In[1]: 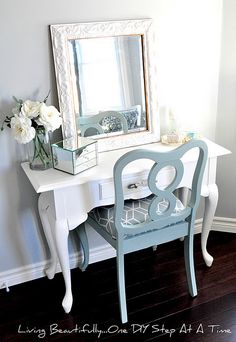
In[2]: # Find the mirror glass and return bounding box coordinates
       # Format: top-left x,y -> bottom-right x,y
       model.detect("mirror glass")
68,35 -> 147,138
51,19 -> 159,152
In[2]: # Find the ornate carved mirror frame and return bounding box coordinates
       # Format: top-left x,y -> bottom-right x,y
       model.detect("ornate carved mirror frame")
50,18 -> 160,151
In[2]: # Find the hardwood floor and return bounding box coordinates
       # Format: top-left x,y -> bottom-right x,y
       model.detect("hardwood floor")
1,231 -> 236,341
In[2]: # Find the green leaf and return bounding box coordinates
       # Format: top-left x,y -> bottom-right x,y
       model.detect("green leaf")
43,90 -> 51,103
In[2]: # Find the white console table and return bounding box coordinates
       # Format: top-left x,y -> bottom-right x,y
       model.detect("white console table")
21,138 -> 230,314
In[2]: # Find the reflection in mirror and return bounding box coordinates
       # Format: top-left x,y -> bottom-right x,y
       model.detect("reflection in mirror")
68,35 -> 147,138
50,19 -> 160,152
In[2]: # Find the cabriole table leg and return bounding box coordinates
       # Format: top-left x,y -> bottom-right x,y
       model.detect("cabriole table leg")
38,193 -> 58,279
201,184 -> 219,267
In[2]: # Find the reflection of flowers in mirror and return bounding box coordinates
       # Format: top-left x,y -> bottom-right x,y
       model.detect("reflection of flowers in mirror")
1,94 -> 62,144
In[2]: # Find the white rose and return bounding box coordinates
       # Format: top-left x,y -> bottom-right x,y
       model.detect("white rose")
10,115 -> 36,144
21,100 -> 41,118
38,103 -> 62,132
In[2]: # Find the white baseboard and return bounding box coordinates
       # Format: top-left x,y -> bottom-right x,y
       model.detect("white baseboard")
194,216 -> 236,234
194,218 -> 203,234
1,217 -> 235,291
212,216 -> 236,233
0,244 -> 115,291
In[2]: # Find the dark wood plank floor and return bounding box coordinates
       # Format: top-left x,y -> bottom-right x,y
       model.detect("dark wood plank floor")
1,231 -> 236,342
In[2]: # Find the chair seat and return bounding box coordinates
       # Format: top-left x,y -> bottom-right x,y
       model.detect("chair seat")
88,195 -> 185,239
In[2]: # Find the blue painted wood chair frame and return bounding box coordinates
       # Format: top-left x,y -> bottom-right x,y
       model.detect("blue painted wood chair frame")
87,139 -> 208,323
79,110 -> 129,136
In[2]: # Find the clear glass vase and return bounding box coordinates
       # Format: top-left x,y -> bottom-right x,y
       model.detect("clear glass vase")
29,127 -> 52,170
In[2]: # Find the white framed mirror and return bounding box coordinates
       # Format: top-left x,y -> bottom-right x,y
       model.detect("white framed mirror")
50,19 -> 160,151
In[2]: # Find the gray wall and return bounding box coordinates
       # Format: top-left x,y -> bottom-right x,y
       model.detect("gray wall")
0,0 -> 223,276
215,0 -> 236,218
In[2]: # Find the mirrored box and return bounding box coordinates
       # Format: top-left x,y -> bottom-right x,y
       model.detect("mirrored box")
51,136 -> 97,175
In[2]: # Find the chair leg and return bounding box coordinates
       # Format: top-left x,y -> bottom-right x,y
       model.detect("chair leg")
116,249 -> 128,323
75,223 -> 89,272
184,234 -> 197,297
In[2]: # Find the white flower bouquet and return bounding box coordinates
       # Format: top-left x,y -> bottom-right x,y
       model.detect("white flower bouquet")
1,93 -> 62,170
1,93 -> 62,144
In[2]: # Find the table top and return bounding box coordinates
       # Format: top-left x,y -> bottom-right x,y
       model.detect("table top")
21,138 -> 231,193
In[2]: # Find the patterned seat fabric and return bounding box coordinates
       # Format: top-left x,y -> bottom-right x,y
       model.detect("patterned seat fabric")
88,195 -> 185,239
99,108 -> 139,133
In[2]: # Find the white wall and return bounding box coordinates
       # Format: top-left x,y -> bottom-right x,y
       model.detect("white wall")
215,0 -> 236,218
0,0 -> 222,277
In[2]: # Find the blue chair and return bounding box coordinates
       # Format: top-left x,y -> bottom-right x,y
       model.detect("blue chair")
78,111 -> 129,137
87,140 -> 208,323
